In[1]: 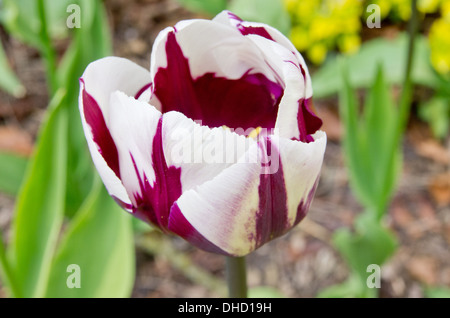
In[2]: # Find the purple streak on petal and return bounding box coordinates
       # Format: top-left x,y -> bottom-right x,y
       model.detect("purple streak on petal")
80,79 -> 121,179
281,61 -> 322,142
111,195 -> 133,212
130,118 -> 182,232
134,82 -> 152,99
293,177 -> 320,226
296,97 -> 323,143
284,59 -> 300,69
254,137 -> 289,247
168,203 -> 228,255
295,64 -> 322,142
227,11 -> 244,22
152,31 -> 283,133
226,11 -> 274,41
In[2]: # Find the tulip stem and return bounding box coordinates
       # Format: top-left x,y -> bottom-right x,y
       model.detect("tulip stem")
225,256 -> 248,298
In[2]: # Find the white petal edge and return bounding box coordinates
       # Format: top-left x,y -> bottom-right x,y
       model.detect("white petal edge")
149,20 -> 280,85
79,57 -> 152,207
276,130 -> 327,226
173,142 -> 263,256
108,91 -> 162,206
81,56 -> 152,119
245,34 -> 309,139
162,110 -> 257,193
213,10 -> 312,99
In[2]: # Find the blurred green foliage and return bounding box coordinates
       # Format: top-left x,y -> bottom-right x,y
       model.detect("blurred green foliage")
285,0 -> 450,74
0,0 -> 447,299
318,65 -> 402,297
312,33 -> 435,98
0,0 -> 134,298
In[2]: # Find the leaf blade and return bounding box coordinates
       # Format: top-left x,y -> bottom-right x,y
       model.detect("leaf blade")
8,89 -> 68,297
45,181 -> 135,298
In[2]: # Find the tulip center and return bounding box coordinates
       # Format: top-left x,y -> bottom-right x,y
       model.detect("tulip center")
151,32 -> 284,136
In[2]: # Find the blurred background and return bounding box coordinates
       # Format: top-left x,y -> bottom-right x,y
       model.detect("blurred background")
0,0 -> 448,298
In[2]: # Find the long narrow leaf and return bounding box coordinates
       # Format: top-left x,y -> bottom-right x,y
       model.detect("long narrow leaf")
363,66 -> 400,215
63,0 -> 112,216
339,63 -> 375,208
45,180 -> 135,298
0,152 -> 28,196
0,41 -> 25,97
8,89 -> 68,297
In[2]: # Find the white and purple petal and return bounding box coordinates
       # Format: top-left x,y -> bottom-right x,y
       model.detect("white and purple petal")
167,131 -> 327,256
79,57 -> 152,209
213,11 -> 322,141
149,22 -> 284,133
79,12 -> 327,257
107,91 -> 181,230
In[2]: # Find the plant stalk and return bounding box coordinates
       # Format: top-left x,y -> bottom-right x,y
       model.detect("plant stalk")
397,0 -> 419,138
0,233 -> 21,297
37,0 -> 58,95
375,0 -> 419,221
226,256 -> 247,298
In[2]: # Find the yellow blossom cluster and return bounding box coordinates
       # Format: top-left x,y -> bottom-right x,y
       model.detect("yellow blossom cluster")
285,0 -> 364,64
285,0 -> 450,74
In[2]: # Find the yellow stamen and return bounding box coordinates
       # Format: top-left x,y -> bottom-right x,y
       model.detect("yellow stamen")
248,126 -> 262,139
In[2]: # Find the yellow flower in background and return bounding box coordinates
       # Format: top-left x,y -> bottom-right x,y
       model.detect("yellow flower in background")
290,26 -> 310,51
284,0 -> 450,74
310,16 -> 339,42
391,0 -> 412,20
372,0 -> 393,18
418,0 -> 441,13
307,42 -> 328,64
297,0 -> 321,18
441,0 -> 450,19
284,0 -> 363,64
429,18 -> 450,74
338,34 -> 361,54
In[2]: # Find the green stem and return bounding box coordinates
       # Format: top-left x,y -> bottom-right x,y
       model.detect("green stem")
397,0 -> 418,134
37,0 -> 58,95
376,0 -> 419,220
226,256 -> 247,298
0,233 -> 21,297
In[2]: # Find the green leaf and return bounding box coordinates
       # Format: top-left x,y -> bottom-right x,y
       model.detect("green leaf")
339,64 -> 402,215
425,287 -> 450,298
45,180 -> 135,298
0,41 -> 25,97
248,286 -> 285,298
317,275 -> 375,298
418,96 -> 450,140
362,65 -> 401,215
0,0 -> 86,47
338,63 -> 376,209
312,34 -> 437,98
0,0 -> 41,47
61,0 -> 112,217
333,213 -> 397,283
8,89 -> 68,298
0,152 -> 28,196
175,0 -> 227,16
228,0 -> 291,35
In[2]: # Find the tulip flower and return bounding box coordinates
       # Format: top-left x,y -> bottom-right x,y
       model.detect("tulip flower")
79,11 -> 326,257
